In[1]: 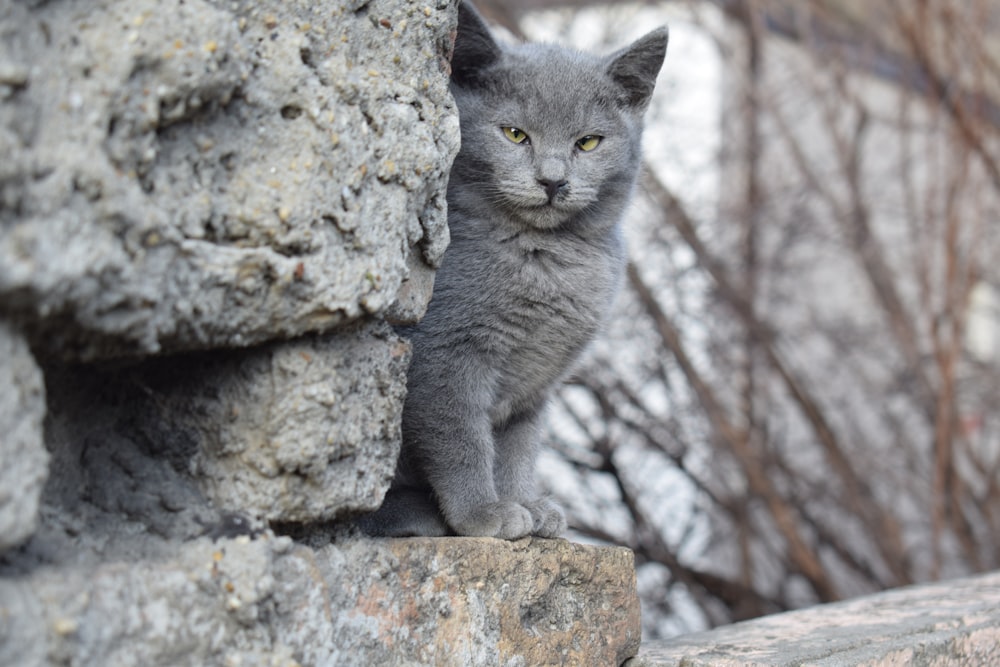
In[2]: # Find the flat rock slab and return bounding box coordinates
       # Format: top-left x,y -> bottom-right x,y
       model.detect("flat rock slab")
324,537 -> 642,666
629,570 -> 1000,667
1,536 -> 641,667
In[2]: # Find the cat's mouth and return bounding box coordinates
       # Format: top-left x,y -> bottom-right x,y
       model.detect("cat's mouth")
513,201 -> 578,230
524,193 -> 574,211
501,187 -> 589,228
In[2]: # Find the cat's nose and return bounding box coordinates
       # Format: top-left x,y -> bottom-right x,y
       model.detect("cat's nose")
538,178 -> 568,202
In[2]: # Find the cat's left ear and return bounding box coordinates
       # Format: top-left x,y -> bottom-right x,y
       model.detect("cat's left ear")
606,27 -> 669,110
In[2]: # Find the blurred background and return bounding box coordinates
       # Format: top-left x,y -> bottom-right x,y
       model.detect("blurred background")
474,0 -> 1000,639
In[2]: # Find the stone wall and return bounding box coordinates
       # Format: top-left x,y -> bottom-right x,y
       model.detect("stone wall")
0,1 -> 644,665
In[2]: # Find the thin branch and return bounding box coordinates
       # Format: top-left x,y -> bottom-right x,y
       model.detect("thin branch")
627,260 -> 841,602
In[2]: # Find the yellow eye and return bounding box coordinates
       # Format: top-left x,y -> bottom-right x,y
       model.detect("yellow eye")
503,127 -> 529,144
576,135 -> 602,152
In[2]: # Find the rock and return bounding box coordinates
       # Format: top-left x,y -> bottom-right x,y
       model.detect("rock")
132,321 -> 411,522
0,536 -> 642,667
628,570 -> 1000,667
0,535 -> 300,667
0,322 -> 48,553
0,0 -> 458,360
299,537 -> 643,666
35,321 -> 408,530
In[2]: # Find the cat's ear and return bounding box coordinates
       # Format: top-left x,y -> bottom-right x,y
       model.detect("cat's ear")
451,2 -> 502,88
606,27 -> 669,110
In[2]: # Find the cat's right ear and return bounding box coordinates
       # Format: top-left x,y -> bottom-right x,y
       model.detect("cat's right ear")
451,2 -> 502,88
606,26 -> 669,110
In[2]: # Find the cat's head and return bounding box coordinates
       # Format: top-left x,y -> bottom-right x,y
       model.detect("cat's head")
448,2 -> 668,231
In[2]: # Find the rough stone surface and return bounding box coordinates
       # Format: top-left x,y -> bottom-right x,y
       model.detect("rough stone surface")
0,0 -> 457,360
0,322 -> 48,553
629,570 -> 1000,667
312,537 -> 643,667
127,320 -> 410,522
36,320 -> 409,533
187,323 -> 410,521
0,536 -> 641,667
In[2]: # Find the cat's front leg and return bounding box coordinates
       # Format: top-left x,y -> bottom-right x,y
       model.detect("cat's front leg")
405,369 -> 534,540
430,430 -> 534,540
494,408 -> 568,538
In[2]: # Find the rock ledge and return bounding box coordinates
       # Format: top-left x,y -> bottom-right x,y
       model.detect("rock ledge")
1,535 -> 641,667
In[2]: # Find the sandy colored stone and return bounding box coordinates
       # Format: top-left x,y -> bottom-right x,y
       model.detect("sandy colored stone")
629,570 -> 1000,667
302,537 -> 643,666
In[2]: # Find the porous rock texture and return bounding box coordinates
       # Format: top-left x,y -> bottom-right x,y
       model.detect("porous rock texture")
37,320 -> 410,529
0,0 -> 455,360
0,1 -> 644,665
0,0 -> 458,533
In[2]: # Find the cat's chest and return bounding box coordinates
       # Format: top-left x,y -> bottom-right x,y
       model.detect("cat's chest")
426,228 -> 621,420
495,235 -> 617,326
479,242 -> 616,422
438,223 -> 624,342
484,234 -> 620,373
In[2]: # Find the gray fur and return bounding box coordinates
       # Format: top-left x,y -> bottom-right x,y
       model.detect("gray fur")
359,3 -> 667,539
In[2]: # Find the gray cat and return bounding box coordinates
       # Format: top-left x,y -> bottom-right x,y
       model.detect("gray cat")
360,3 -> 667,539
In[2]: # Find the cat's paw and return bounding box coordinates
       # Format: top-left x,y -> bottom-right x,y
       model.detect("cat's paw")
522,497 -> 567,538
450,501 -> 533,540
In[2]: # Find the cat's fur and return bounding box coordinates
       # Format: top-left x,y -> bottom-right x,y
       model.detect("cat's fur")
360,3 -> 667,539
